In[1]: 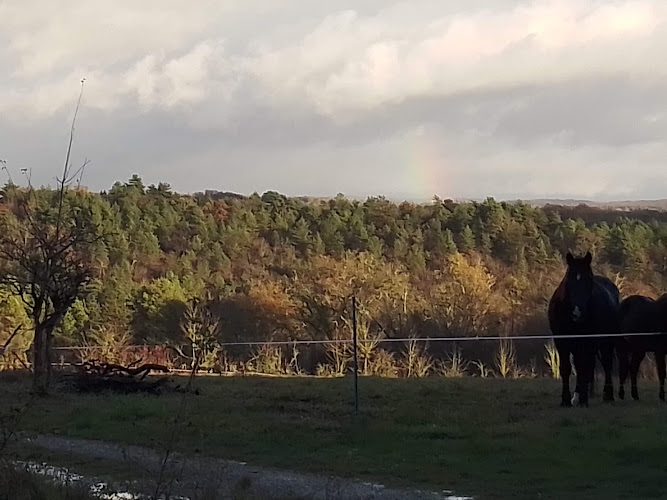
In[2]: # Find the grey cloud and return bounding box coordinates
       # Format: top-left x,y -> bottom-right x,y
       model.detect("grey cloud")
3,0 -> 667,201
186,74 -> 667,152
5,71 -> 667,201
490,77 -> 667,148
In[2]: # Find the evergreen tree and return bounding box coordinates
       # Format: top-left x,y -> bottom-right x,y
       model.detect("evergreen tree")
458,225 -> 476,254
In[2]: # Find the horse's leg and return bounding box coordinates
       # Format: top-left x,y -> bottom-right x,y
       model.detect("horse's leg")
558,345 -> 572,407
589,355 -> 596,399
657,351 -> 666,402
572,347 -> 592,407
618,340 -> 629,400
630,350 -> 646,401
600,341 -> 615,402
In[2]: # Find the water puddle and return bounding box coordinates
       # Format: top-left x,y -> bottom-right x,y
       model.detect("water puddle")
16,456 -> 473,500
441,491 -> 474,500
16,460 -> 190,500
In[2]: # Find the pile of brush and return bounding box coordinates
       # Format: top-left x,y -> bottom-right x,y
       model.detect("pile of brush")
64,359 -> 172,394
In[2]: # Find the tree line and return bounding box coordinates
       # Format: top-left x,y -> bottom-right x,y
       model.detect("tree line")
1,176 -> 666,386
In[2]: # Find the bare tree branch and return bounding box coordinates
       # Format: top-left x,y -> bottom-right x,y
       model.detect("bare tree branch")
0,79 -> 97,395
0,325 -> 22,356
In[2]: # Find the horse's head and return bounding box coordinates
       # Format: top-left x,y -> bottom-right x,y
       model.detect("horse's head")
564,251 -> 594,323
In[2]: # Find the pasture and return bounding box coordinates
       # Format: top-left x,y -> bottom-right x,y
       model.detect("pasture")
3,373 -> 667,500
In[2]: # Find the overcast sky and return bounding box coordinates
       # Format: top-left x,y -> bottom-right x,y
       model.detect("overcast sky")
2,0 -> 667,201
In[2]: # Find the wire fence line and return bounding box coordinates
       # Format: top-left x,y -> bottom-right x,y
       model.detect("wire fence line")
46,330 -> 667,350
4,330 -> 665,415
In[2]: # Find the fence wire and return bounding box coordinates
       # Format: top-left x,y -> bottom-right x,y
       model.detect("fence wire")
45,330 -> 667,350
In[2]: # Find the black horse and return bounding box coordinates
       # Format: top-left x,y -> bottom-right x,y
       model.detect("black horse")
548,251 -> 621,407
618,294 -> 667,401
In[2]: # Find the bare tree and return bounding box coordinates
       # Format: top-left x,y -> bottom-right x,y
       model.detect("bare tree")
0,79 -> 100,395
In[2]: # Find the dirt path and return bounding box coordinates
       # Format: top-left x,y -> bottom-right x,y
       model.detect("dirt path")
18,433 -> 472,500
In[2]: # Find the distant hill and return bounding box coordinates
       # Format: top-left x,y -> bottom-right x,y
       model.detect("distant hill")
517,199 -> 667,211
191,189 -> 667,212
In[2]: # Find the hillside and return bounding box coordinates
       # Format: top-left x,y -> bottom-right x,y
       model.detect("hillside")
1,176 -> 666,373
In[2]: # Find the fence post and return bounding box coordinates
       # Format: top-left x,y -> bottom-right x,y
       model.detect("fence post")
352,295 -> 359,415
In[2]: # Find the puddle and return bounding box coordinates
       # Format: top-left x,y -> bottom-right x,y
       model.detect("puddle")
17,433 -> 476,500
15,460 -> 190,500
441,491 -> 474,500
18,459 -> 474,500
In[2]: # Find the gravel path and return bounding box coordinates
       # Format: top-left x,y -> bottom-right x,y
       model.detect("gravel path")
18,433 -> 472,500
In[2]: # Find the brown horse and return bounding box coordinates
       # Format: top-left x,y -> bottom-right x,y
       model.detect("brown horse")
618,294 -> 667,401
548,251 -> 622,407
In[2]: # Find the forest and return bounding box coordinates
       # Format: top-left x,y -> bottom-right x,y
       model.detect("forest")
1,175 -> 666,378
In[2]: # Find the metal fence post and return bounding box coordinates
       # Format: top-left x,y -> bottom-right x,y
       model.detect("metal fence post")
352,295 -> 359,415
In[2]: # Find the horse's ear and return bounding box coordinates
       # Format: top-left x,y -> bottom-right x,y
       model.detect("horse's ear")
584,251 -> 592,265
566,252 -> 574,266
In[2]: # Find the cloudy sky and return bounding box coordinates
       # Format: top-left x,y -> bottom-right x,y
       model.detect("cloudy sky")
1,0 -> 667,201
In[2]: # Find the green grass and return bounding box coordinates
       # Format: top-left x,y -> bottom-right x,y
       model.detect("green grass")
2,374 -> 667,500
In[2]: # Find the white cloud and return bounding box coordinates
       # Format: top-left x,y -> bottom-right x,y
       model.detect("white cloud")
0,41 -> 238,118
3,0 -> 666,119
248,0 -> 666,117
123,41 -> 232,109
1,0 -> 233,78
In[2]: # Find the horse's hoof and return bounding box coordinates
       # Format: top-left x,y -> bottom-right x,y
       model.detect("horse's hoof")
560,400 -> 573,408
618,388 -> 625,400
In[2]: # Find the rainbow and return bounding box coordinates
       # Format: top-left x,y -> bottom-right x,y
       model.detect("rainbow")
403,126 -> 452,201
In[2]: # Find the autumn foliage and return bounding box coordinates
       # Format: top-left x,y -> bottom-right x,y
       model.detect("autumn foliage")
1,179 -> 666,377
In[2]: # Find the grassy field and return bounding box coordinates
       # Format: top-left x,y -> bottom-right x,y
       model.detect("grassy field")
2,373 -> 667,500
